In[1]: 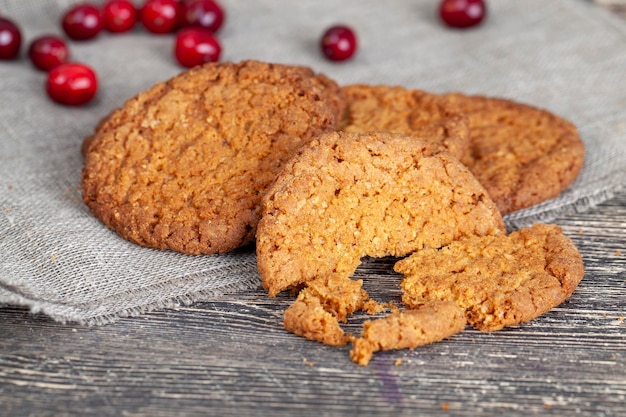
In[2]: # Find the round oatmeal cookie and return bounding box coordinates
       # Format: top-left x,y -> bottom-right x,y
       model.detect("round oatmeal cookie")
440,93 -> 585,214
256,131 -> 506,297
396,223 -> 585,332
82,60 -> 345,254
340,84 -> 470,160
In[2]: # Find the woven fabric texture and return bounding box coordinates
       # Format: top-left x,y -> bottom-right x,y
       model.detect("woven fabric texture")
1,0 -> 625,324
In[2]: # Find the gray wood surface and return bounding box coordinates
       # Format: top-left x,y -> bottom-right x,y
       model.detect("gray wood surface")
1,188 -> 625,417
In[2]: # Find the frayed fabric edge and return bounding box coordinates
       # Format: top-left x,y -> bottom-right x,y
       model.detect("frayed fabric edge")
0,274 -> 262,326
504,182 -> 625,231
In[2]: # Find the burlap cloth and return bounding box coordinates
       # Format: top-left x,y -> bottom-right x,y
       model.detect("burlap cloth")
1,0 -> 625,324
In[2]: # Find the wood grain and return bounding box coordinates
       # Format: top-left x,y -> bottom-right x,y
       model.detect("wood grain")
1,189 -> 625,417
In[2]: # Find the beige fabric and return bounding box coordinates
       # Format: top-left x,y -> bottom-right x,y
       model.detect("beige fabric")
1,0 -> 625,324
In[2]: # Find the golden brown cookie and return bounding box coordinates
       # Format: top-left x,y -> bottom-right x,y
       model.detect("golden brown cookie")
340,84 -> 470,160
396,223 -> 585,331
256,130 -> 506,297
82,60 -> 344,255
349,300 -> 466,366
440,93 -> 585,214
283,275 -> 368,347
283,289 -> 349,347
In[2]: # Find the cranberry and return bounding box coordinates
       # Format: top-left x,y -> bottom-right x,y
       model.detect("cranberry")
62,3 -> 104,40
0,17 -> 22,60
47,63 -> 98,106
174,28 -> 221,68
28,35 -> 70,71
320,25 -> 357,62
439,0 -> 486,28
103,0 -> 138,33
180,0 -> 225,33
140,0 -> 181,34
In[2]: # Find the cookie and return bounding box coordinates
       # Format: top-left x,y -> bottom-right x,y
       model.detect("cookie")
396,223 -> 585,331
339,84 -> 470,160
283,289 -> 349,347
256,130 -> 506,297
283,275 -> 367,347
349,300 -> 466,366
440,93 -> 585,214
302,274 -> 369,322
82,60 -> 344,255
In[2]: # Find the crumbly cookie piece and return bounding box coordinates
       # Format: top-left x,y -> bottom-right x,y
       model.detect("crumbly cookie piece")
349,300 -> 466,366
440,93 -> 585,214
82,60 -> 344,254
304,275 -> 369,322
283,274 -> 368,346
340,84 -> 470,160
396,223 -> 585,331
284,289 -> 349,347
256,131 -> 505,297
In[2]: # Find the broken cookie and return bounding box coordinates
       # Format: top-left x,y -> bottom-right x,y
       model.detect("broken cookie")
396,223 -> 585,331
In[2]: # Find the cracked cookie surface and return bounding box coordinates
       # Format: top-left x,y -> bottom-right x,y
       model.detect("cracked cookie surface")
440,93 -> 585,214
256,131 -> 505,297
396,223 -> 585,331
340,84 -> 470,160
82,60 -> 344,254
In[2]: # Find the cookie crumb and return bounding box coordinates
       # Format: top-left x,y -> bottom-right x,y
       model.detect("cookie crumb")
363,299 -> 398,315
440,403 -> 450,411
578,230 -> 584,235
618,317 -> 625,322
615,250 -> 621,256
394,358 -> 402,366
543,403 -> 552,410
302,357 -> 314,366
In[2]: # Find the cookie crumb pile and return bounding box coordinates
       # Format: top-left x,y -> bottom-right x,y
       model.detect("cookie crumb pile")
81,60 -> 586,366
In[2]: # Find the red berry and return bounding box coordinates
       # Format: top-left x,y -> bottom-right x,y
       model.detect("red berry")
180,0 -> 225,33
140,0 -> 181,34
0,17 -> 22,60
103,0 -> 138,33
174,28 -> 221,68
62,3 -> 104,40
46,63 -> 98,106
439,0 -> 486,28
320,25 -> 357,62
28,35 -> 70,71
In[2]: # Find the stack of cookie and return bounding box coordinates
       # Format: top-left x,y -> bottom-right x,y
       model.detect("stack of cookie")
82,60 -> 585,366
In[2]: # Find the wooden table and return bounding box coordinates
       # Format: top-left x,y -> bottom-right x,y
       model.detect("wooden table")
1,187 -> 625,416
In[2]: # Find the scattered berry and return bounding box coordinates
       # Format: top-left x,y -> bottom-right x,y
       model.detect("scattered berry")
46,63 -> 98,106
180,0 -> 225,33
439,0 -> 487,28
174,27 -> 221,68
0,17 -> 22,60
320,25 -> 357,62
103,0 -> 138,33
28,35 -> 70,71
62,3 -> 104,40
140,0 -> 181,34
